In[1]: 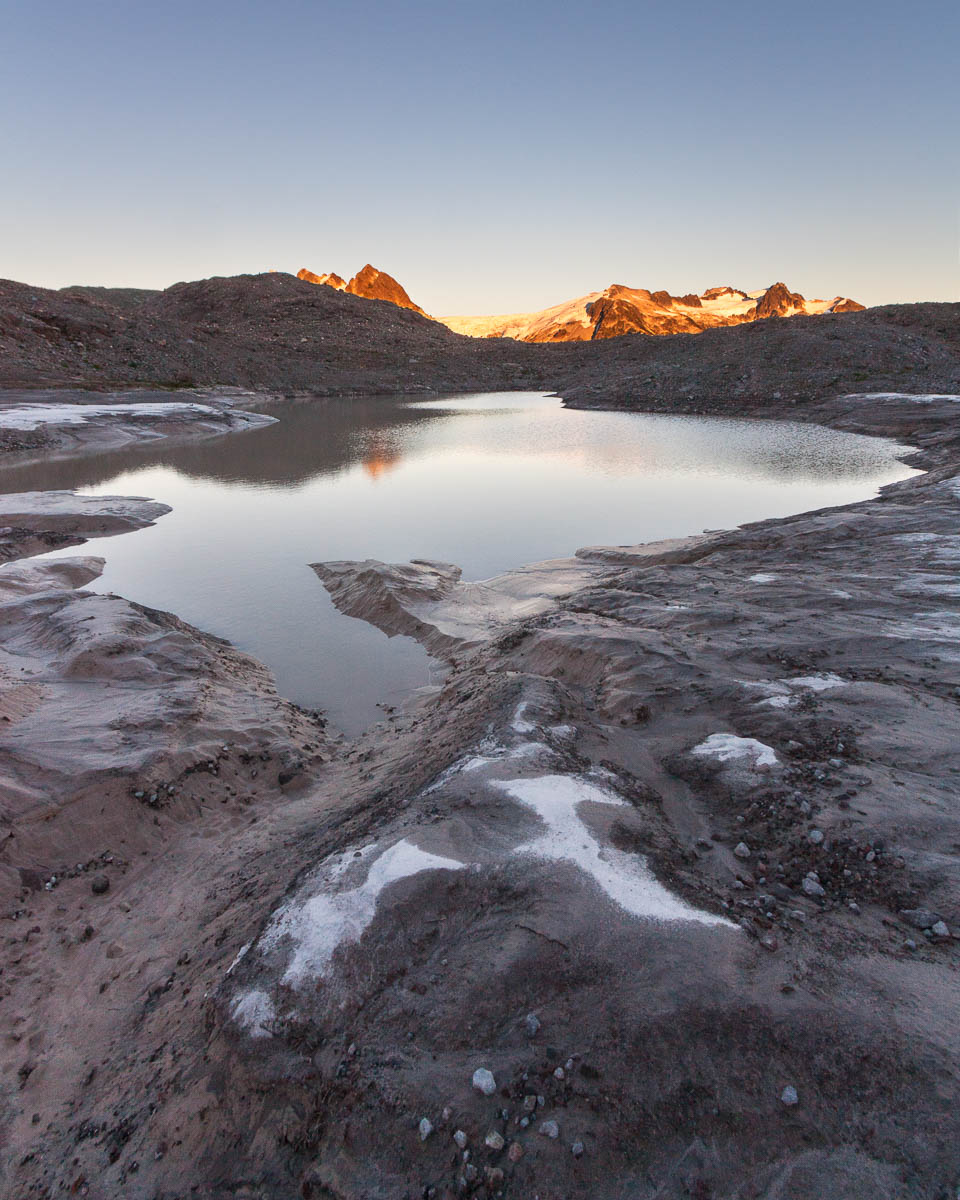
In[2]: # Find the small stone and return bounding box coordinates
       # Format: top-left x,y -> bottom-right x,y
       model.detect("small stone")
524,1012 -> 541,1036
484,1130 -> 504,1152
472,1067 -> 496,1096
781,1086 -> 799,1107
900,908 -> 940,930
553,1066 -> 565,1080
759,932 -> 778,952
905,939 -> 917,951
453,1130 -> 468,1150
464,1164 -> 478,1183
519,1116 -> 530,1128
848,901 -> 860,914
931,920 -> 950,939
734,842 -> 751,859
522,1094 -> 538,1112
539,1120 -> 560,1139
865,849 -> 876,862
571,1140 -> 585,1158
419,1118 -> 433,1142
802,877 -> 825,898
90,875 -> 110,896
808,829 -> 824,845
485,1167 -> 504,1186
508,1141 -> 524,1163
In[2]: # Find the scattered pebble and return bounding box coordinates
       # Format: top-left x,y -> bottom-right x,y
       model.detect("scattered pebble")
419,1118 -> 433,1142
572,1140 -> 585,1158
808,829 -> 824,845
484,1130 -> 504,1152
802,876 -> 825,898
524,1012 -> 541,1036
734,842 -> 751,859
553,1066 -> 565,1081
508,1141 -> 524,1162
932,920 -> 950,939
539,1120 -> 560,1139
472,1067 -> 496,1096
90,875 -> 110,896
781,1086 -> 799,1107
453,1130 -> 467,1150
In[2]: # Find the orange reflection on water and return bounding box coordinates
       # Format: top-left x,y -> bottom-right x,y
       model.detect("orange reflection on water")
362,447 -> 402,479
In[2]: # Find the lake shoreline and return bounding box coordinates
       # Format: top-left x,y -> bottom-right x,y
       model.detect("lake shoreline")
2,386 -> 960,1197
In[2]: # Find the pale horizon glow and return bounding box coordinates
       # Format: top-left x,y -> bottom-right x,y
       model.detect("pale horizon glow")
1,0 -> 957,312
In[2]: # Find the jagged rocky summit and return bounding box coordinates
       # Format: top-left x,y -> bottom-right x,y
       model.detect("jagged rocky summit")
297,264 -> 428,316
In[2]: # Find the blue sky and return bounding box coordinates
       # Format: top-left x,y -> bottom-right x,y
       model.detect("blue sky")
1,0 -> 957,311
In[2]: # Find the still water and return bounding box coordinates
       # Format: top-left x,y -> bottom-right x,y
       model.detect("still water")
7,392 -> 916,734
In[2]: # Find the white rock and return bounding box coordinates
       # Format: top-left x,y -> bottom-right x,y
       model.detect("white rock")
472,1067 -> 497,1096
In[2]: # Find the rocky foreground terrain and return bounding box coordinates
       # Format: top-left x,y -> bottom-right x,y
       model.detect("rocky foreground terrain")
0,278 -> 959,1198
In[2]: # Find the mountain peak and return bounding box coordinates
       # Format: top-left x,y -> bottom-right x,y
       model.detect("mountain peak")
297,264 -> 427,317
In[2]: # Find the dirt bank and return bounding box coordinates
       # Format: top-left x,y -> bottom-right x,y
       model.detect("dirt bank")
1,386 -> 959,1198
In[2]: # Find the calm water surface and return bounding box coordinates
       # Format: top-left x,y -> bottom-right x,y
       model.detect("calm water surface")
7,392 -> 916,734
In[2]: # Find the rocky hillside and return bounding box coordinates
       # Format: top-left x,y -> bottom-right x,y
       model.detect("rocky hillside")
443,281 -> 865,342
0,271 -> 956,409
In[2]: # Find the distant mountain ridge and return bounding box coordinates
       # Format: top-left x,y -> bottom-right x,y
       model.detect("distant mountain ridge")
296,265 -> 863,341
442,281 -> 865,342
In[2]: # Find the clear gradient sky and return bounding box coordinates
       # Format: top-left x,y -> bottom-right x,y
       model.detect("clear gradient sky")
2,0 -> 957,312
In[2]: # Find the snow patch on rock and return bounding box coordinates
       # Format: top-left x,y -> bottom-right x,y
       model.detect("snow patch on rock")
0,401 -> 221,430
692,733 -> 779,769
493,774 -> 733,928
230,989 -> 276,1038
260,839 -> 466,987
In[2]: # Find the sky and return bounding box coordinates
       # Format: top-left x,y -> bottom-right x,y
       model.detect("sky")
1,0 -> 957,312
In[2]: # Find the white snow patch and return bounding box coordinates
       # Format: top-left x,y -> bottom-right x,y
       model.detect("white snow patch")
424,739 -> 556,792
512,701 -> 535,733
0,401 -> 220,430
747,673 -> 847,709
844,393 -> 960,404
226,942 -> 251,975
230,989 -> 276,1037
790,673 -> 847,691
748,573 -> 778,584
262,839 -> 466,987
692,733 -> 779,769
493,775 -> 732,928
